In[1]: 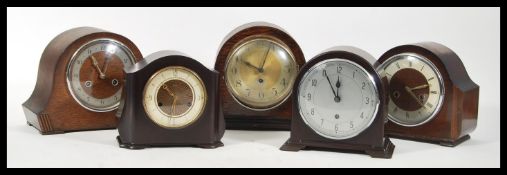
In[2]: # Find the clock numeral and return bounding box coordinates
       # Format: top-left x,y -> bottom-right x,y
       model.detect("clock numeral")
246,89 -> 251,97
123,58 -> 128,63
114,96 -> 118,100
311,79 -> 317,86
365,97 -> 369,104
420,65 -> 425,71
258,91 -> 264,98
409,61 -> 413,67
101,45 -> 106,51
233,67 -> 237,74
272,88 -> 278,95
426,103 -> 434,108
349,121 -> 354,129
396,62 -> 401,69
87,49 -> 92,55
431,90 -> 438,94
352,71 -> 355,78
362,82 -> 366,90
307,93 -> 311,101
406,112 -> 409,118
173,70 -> 178,76
360,112 -> 364,119
281,78 -> 287,87
385,72 -> 392,77
100,100 -> 104,104
428,77 -> 435,81
235,80 -> 242,87
321,119 -> 324,126
334,124 -> 339,133
337,66 -> 342,73
73,73 -> 79,78
76,60 -> 82,64
310,108 -> 314,115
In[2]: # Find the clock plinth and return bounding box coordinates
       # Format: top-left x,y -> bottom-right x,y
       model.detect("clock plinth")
116,136 -> 224,150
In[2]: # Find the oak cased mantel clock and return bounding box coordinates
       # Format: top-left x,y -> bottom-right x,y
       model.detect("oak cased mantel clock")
214,22 -> 306,130
376,42 -> 479,147
22,27 -> 143,135
117,50 -> 225,149
280,46 -> 394,158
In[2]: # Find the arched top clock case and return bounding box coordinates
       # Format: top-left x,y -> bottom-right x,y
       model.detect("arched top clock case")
214,22 -> 306,130
117,50 -> 225,149
280,46 -> 394,158
22,27 -> 143,134
377,42 -> 479,146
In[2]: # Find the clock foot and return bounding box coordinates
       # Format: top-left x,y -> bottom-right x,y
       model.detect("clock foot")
365,137 -> 395,159
439,135 -> 470,147
279,140 -> 306,151
117,136 -> 147,150
197,141 -> 224,149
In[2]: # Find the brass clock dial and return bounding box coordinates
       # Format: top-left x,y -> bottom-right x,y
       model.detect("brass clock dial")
143,66 -> 207,128
225,38 -> 298,110
378,53 -> 445,127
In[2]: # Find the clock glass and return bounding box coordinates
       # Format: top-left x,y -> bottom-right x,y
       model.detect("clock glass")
66,39 -> 135,112
378,53 -> 445,127
225,38 -> 298,110
298,59 -> 379,140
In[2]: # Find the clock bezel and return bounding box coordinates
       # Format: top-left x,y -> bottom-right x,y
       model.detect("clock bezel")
297,58 -> 380,140
65,38 -> 136,112
378,52 -> 445,127
224,36 -> 298,111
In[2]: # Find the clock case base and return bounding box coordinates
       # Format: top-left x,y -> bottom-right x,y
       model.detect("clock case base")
22,27 -> 142,135
387,133 -> 470,147
226,118 -> 290,130
116,136 -> 224,150
280,137 -> 395,158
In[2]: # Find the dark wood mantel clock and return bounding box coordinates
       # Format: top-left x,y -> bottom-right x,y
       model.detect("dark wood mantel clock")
376,42 -> 479,147
22,27 -> 143,135
280,46 -> 395,158
116,50 -> 225,149
214,22 -> 306,130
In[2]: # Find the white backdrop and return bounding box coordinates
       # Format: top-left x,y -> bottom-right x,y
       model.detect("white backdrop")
7,7 -> 499,167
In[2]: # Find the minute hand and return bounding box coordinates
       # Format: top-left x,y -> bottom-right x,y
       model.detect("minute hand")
324,70 -> 337,97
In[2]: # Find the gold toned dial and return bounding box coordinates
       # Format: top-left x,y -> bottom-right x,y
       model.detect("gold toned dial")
225,38 -> 298,110
143,66 -> 207,128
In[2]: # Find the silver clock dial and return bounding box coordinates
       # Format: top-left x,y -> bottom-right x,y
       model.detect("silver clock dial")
298,59 -> 379,140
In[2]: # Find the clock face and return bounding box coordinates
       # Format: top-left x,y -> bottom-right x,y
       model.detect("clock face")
66,39 -> 135,112
225,38 -> 298,110
143,66 -> 207,129
378,53 -> 445,127
298,59 -> 379,140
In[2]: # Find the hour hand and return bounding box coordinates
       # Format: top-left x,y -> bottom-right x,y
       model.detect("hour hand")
409,84 -> 429,91
241,59 -> 261,72
90,55 -> 106,79
405,86 -> 425,107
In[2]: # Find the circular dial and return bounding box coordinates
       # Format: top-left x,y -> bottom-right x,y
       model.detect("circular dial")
378,53 -> 444,127
298,59 -> 379,140
143,66 -> 207,128
225,38 -> 298,110
67,39 -> 135,112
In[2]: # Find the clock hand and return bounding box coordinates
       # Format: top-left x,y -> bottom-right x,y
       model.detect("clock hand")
90,55 -> 106,79
405,86 -> 425,107
334,75 -> 341,102
241,59 -> 262,71
324,70 -> 338,99
172,96 -> 177,115
162,85 -> 175,97
259,44 -> 272,73
409,84 -> 430,91
101,55 -> 111,76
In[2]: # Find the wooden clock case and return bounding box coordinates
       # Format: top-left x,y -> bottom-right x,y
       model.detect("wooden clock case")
22,27 -> 143,135
116,51 -> 225,149
377,42 -> 479,147
214,22 -> 306,130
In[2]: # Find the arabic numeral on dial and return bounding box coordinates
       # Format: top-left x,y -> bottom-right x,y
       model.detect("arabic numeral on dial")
349,121 -> 354,128
123,58 -> 128,63
311,79 -> 317,86
365,97 -> 369,104
310,108 -> 314,115
362,82 -> 366,90
235,80 -> 242,87
337,66 -> 342,73
334,124 -> 339,133
272,88 -> 278,95
258,91 -> 264,98
307,93 -> 311,101
281,78 -> 287,87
